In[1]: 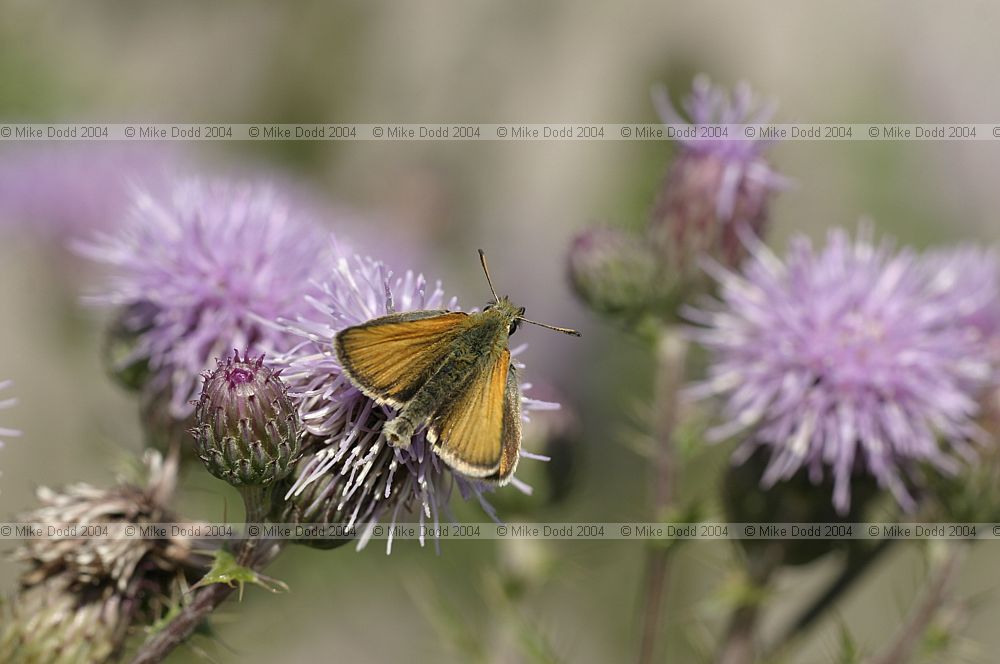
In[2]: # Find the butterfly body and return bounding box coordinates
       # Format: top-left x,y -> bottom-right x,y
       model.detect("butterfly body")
333,251 -> 579,486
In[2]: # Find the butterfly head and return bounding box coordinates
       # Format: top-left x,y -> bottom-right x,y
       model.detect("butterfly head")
484,297 -> 527,336
478,250 -> 582,338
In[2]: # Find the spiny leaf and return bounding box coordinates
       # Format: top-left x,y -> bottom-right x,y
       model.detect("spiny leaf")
192,549 -> 289,600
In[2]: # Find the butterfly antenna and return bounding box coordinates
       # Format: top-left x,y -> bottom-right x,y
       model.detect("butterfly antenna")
478,249 -> 501,304
517,316 -> 582,337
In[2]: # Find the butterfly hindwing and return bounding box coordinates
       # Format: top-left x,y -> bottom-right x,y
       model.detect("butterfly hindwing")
334,310 -> 469,407
427,349 -> 516,481
490,361 -> 522,484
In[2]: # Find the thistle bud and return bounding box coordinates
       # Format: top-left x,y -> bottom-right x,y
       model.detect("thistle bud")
194,350 -> 300,489
567,227 -> 660,318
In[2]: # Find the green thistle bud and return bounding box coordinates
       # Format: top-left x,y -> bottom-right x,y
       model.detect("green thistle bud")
567,227 -> 660,318
194,350 -> 300,490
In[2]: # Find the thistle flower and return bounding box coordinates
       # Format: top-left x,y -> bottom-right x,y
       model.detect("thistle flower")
2,451 -> 207,662
686,226 -> 998,513
13,451 -> 191,591
78,178 -> 329,419
922,245 -> 1000,348
568,77 -> 789,323
0,143 -> 176,241
274,252 -> 558,552
650,75 -> 788,274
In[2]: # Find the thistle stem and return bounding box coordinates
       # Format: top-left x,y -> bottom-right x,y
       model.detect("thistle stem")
240,484 -> 271,526
716,604 -> 761,664
130,540 -> 283,664
714,543 -> 781,664
238,484 -> 271,565
865,544 -> 965,664
766,539 -> 894,658
637,328 -> 688,664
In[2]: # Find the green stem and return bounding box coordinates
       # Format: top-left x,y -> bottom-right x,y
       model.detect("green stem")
715,545 -> 781,664
865,544 -> 965,664
637,328 -> 688,664
238,485 -> 271,565
765,539 -> 894,659
716,603 -> 761,664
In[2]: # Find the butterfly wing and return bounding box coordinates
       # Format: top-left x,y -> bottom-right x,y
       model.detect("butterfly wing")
490,362 -> 522,484
427,349 -> 521,484
334,310 -> 469,408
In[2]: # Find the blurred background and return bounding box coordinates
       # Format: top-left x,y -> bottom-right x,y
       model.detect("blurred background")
2,1 -> 1000,661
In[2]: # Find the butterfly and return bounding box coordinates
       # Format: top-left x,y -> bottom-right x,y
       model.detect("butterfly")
334,250 -> 580,485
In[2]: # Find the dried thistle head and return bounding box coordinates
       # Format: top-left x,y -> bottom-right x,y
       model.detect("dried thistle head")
2,451 -> 208,662
1,573 -> 134,664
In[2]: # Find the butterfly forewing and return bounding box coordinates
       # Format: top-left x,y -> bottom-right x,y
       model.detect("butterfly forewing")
334,311 -> 469,407
428,348 -> 512,478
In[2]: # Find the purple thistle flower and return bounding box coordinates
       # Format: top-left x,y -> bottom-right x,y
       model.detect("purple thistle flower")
652,74 -> 785,187
78,178 -> 329,418
275,251 -> 557,553
650,75 -> 789,273
686,226 -> 998,513
0,143 -> 177,241
922,245 -> 1000,348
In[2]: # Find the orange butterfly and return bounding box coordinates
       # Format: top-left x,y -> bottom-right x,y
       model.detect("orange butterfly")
334,251 -> 580,485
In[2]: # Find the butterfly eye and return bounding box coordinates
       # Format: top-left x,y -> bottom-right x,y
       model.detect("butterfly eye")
508,319 -> 520,335
484,303 -> 494,311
